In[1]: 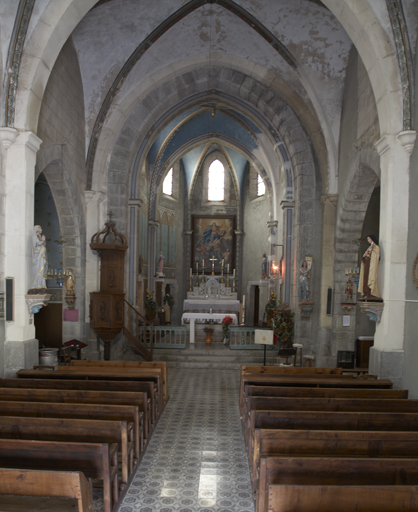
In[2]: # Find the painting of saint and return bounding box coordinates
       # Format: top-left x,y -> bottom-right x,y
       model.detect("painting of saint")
192,216 -> 235,273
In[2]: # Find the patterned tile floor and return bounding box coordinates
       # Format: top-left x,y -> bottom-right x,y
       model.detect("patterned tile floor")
112,368 -> 254,512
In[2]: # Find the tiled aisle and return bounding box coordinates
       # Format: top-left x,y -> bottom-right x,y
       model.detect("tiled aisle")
116,368 -> 255,512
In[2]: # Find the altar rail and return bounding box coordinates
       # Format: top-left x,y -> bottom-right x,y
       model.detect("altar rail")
142,326 -> 187,349
229,326 -> 275,350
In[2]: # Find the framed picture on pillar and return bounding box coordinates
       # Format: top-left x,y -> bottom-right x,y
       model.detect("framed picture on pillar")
192,215 -> 236,274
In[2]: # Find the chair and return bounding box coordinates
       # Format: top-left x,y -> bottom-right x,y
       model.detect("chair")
292,343 -> 303,367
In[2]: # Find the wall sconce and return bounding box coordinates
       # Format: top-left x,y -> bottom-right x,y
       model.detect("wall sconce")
271,259 -> 279,278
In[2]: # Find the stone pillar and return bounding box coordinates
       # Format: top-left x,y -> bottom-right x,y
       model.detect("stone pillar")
319,195 -> 338,327
128,199 -> 143,304
370,130 -> 416,386
1,130 -> 42,376
281,201 -> 294,304
84,191 -> 105,360
148,220 -> 159,293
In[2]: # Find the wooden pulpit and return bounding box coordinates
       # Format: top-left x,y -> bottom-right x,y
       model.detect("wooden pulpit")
90,219 -> 128,360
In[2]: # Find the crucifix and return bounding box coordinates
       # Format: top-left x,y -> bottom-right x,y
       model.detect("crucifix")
209,255 -> 217,275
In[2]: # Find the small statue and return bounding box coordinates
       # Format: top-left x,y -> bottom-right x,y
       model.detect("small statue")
261,254 -> 268,279
345,276 -> 353,302
299,260 -> 310,302
30,225 -> 48,294
358,235 -> 381,299
64,269 -> 76,309
156,251 -> 164,277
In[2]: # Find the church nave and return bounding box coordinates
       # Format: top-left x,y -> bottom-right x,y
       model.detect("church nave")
111,368 -> 253,512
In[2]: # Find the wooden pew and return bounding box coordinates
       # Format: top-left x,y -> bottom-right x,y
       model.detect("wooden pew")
17,367 -> 163,418
0,468 -> 94,512
0,400 -> 143,459
0,387 -> 151,443
0,439 -> 118,512
0,376 -> 155,431
243,396 -> 418,434
0,415 -> 134,486
243,385 -> 408,406
70,360 -> 169,405
259,457 -> 418,512
240,374 -> 393,411
252,429 -> 418,492
247,410 -> 418,460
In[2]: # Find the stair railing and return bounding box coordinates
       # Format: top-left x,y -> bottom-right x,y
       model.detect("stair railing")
123,299 -> 154,361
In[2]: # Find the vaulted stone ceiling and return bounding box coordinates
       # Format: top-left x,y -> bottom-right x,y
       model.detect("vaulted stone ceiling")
64,0 -> 353,193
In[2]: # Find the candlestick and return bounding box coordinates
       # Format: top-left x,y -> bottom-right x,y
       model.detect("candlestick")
196,262 -> 198,272
222,259 -> 224,267
190,268 -> 192,276
227,263 -> 229,273
233,268 -> 235,278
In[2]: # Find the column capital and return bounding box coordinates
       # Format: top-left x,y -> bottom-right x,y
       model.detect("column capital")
321,194 -> 338,207
281,200 -> 294,210
128,198 -> 144,210
15,131 -> 42,153
0,127 -> 18,151
396,130 -> 417,155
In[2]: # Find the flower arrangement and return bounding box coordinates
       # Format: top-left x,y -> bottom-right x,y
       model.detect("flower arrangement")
145,289 -> 157,310
265,292 -> 277,314
222,315 -> 233,340
163,293 -> 174,309
271,300 -> 295,349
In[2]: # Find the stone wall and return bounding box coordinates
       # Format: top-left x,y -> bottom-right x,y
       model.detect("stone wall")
36,36 -> 86,347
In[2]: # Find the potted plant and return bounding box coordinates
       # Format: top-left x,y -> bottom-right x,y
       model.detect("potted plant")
162,293 -> 174,324
272,300 -> 295,355
203,326 -> 214,345
145,289 -> 157,321
265,292 -> 277,326
221,315 -> 233,344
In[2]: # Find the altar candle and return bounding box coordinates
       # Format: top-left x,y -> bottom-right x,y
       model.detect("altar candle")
233,269 -> 235,278
243,295 -> 245,307
196,263 -> 198,272
227,264 -> 229,273
190,268 -> 192,276
222,259 -> 224,267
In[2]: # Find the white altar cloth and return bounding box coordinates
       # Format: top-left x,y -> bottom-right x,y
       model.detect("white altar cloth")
181,312 -> 238,343
183,299 -> 240,314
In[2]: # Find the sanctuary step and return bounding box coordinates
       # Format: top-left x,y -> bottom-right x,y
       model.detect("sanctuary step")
149,341 -> 281,369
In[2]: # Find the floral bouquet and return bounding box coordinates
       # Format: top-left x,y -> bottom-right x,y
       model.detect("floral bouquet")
145,289 -> 157,310
222,315 -> 233,340
163,293 -> 174,309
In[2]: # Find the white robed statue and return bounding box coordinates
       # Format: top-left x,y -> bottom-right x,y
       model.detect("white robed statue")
30,225 -> 48,292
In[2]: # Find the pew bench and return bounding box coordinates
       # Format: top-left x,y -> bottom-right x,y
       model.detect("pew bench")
70,360 -> 169,406
17,368 -> 160,426
0,468 -> 94,512
0,387 -> 151,444
247,410 -> 418,461
252,429 -> 418,492
259,457 -> 418,512
0,415 -> 134,486
0,400 -> 143,459
243,396 -> 418,435
0,439 -> 118,512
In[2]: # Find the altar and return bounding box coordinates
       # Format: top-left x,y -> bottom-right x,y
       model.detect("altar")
182,274 -> 240,343
181,312 -> 238,343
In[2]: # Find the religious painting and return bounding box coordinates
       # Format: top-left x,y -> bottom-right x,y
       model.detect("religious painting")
192,215 -> 236,274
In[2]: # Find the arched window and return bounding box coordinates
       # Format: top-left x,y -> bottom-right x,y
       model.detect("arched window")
208,159 -> 224,201
257,174 -> 265,196
163,168 -> 173,196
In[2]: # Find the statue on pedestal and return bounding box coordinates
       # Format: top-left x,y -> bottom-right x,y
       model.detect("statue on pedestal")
156,251 -> 164,277
299,260 -> 310,302
261,254 -> 268,279
358,235 -> 381,300
29,225 -> 48,294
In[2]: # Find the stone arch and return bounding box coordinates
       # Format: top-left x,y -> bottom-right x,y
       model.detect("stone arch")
36,143 -> 87,340
330,148 -> 380,364
323,0 -> 405,136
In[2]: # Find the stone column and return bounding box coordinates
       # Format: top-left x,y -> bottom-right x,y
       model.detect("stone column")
128,199 -> 143,304
1,130 -> 42,376
84,190 -> 105,360
319,194 -> 338,327
148,220 -> 159,293
370,130 -> 416,386
281,201 -> 294,304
